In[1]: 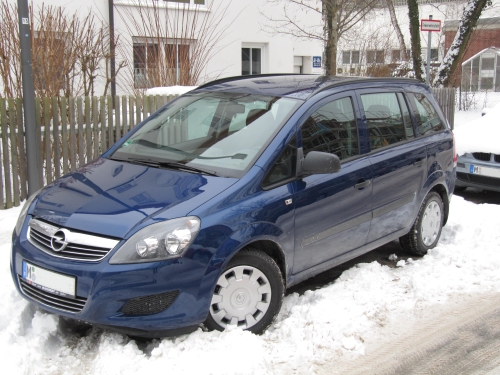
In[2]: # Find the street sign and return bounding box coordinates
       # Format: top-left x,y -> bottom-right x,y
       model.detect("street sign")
421,19 -> 441,32
313,56 -> 321,68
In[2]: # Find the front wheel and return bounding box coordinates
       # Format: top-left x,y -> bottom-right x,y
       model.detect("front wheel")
204,249 -> 284,334
400,192 -> 444,256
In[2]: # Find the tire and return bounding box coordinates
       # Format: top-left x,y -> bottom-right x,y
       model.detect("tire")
204,248 -> 284,334
399,192 -> 444,256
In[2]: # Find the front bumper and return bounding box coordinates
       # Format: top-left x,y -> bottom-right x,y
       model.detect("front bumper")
456,155 -> 500,192
10,222 -> 219,337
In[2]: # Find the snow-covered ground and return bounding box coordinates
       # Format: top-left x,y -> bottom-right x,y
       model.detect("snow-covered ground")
1,110 -> 499,375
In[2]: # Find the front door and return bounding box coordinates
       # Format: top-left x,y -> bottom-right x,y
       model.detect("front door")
293,93 -> 373,274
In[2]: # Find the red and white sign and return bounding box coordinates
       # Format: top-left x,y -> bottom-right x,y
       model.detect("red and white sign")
421,19 -> 441,32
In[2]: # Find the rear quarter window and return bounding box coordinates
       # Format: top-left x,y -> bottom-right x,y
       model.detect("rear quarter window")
408,93 -> 445,136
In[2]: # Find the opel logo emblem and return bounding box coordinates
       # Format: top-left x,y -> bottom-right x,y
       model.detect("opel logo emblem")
50,229 -> 70,252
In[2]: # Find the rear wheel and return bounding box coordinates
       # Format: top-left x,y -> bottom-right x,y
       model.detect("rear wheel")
204,249 -> 284,334
400,192 -> 444,256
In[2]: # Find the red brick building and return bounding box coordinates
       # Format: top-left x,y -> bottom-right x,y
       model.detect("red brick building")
443,17 -> 500,87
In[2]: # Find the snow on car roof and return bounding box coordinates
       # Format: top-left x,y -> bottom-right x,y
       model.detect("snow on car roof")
454,102 -> 500,156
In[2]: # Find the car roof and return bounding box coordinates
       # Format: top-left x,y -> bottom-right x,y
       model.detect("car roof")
194,74 -> 424,100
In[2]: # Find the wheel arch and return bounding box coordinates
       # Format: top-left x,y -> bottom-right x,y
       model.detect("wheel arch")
429,183 -> 450,226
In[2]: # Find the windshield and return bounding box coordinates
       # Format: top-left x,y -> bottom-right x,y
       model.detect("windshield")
110,92 -> 302,178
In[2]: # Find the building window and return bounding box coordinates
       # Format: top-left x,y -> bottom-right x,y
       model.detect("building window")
33,31 -> 67,92
133,37 -> 190,88
242,48 -> 261,75
431,48 -> 438,61
391,49 -> 411,62
352,51 -> 360,64
367,50 -> 384,64
342,51 -> 360,65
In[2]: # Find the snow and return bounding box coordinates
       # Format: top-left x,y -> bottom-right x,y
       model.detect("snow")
145,86 -> 198,96
454,103 -> 500,155
1,110 -> 499,373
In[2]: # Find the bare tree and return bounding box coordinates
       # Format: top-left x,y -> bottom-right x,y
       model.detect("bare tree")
0,1 -> 120,98
408,0 -> 424,82
433,0 -> 492,87
116,0 -> 235,94
0,1 -> 22,98
386,0 -> 408,61
261,0 -> 380,75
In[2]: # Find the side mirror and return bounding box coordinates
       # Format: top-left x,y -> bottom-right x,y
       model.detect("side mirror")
301,151 -> 341,175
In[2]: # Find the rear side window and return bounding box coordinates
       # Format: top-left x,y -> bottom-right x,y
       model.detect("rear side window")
360,92 -> 408,151
301,97 -> 359,160
408,93 -> 445,136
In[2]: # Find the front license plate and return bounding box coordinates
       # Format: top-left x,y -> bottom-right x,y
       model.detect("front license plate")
22,261 -> 76,298
470,164 -> 500,178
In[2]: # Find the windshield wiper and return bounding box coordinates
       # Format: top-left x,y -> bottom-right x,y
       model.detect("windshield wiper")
121,158 -> 218,176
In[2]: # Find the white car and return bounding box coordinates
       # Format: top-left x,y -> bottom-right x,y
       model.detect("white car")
455,104 -> 500,192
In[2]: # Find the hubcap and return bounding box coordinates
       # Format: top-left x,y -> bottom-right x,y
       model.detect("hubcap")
210,265 -> 271,329
420,199 -> 441,247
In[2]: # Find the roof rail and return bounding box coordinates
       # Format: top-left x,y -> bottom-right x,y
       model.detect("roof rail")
195,73 -> 315,90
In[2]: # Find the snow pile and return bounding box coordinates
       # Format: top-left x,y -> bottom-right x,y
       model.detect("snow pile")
0,197 -> 500,374
145,86 -> 197,96
454,102 -> 500,156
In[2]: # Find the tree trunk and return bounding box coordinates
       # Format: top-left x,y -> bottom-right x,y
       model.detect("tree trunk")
408,0 -> 423,81
387,0 -> 408,61
323,0 -> 339,76
433,0 -> 490,87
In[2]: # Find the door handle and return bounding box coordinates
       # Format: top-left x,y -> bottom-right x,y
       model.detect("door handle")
413,158 -> 424,167
354,179 -> 371,189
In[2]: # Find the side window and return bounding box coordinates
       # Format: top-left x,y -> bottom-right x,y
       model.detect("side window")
397,93 -> 415,140
262,137 -> 297,188
301,97 -> 359,160
360,92 -> 407,151
408,93 -> 445,136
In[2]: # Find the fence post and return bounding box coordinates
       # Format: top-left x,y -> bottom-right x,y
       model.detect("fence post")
0,99 -> 7,209
61,97 -> 69,175
9,99 -> 20,207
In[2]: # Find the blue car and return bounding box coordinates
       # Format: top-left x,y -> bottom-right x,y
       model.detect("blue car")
11,75 -> 456,337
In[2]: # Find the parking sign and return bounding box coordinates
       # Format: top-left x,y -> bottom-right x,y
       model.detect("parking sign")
313,56 -> 322,68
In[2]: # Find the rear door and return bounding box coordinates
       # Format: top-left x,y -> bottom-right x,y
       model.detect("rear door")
292,92 -> 373,274
356,89 -> 428,243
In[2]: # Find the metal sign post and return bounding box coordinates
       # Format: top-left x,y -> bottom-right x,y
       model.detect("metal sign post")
420,16 -> 441,86
17,0 -> 41,195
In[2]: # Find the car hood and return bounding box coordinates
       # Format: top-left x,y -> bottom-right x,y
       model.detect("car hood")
31,158 -> 237,238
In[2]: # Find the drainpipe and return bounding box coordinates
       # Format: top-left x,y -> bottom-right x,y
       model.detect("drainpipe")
109,0 -> 116,101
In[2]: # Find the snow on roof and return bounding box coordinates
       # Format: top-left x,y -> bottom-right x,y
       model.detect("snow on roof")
461,47 -> 500,66
454,102 -> 500,156
145,86 -> 198,96
443,16 -> 500,31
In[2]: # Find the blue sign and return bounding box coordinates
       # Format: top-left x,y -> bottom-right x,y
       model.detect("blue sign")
313,56 -> 322,68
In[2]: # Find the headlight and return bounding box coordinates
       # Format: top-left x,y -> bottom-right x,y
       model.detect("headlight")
15,190 -> 41,235
109,216 -> 201,264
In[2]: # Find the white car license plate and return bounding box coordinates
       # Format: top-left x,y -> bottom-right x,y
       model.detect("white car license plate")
470,164 -> 500,178
22,261 -> 76,298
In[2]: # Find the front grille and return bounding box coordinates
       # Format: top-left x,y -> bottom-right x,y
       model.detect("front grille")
472,152 -> 491,161
495,154 -> 500,163
19,277 -> 87,313
122,290 -> 180,316
457,172 -> 500,187
28,218 -> 119,262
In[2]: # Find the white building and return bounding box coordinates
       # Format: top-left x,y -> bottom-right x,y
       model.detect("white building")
4,0 -> 324,96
